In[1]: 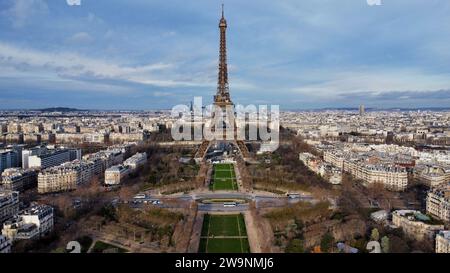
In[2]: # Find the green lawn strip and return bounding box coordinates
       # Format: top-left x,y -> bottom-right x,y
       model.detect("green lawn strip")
201,214 -> 211,237
212,164 -> 237,191
213,176 -> 234,190
236,214 -> 244,253
198,238 -> 207,253
241,238 -> 251,253
213,179 -> 234,190
208,215 -> 240,237
214,164 -> 232,171
198,214 -> 250,253
214,170 -> 232,179
205,214 -> 212,251
205,238 -> 244,253
237,214 -> 247,236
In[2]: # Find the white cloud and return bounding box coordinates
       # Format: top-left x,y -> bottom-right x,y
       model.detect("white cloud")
66,32 -> 94,44
291,67 -> 450,99
152,91 -> 173,97
0,42 -> 214,88
3,0 -> 48,28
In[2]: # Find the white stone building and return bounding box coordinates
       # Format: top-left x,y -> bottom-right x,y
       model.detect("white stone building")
436,230 -> 450,253
0,190 -> 19,225
392,210 -> 444,241
124,152 -> 147,170
2,203 -> 54,242
324,150 -> 408,191
418,165 -> 450,187
37,160 -> 95,193
1,168 -> 37,192
426,186 -> 450,222
104,165 -> 130,186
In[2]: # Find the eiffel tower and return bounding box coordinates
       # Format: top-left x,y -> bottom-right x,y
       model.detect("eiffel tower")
195,5 -> 250,162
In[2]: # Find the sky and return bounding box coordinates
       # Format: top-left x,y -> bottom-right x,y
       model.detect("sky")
0,0 -> 450,110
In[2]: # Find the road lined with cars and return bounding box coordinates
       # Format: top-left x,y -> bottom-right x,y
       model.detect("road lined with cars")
127,191 -> 317,211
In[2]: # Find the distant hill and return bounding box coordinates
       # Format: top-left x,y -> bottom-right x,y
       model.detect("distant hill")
37,107 -> 87,112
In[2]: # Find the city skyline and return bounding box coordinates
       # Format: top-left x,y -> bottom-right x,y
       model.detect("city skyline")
1,0 -> 450,110
0,3 -> 449,257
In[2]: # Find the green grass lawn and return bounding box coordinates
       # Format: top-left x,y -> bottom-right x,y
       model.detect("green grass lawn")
91,241 -> 128,253
202,238 -> 248,253
208,214 -> 241,236
199,214 -> 250,253
210,163 -> 238,191
214,164 -> 233,171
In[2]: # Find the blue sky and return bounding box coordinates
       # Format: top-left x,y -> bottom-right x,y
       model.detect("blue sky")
0,0 -> 450,110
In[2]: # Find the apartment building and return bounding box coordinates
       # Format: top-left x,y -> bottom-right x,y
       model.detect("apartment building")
418,165 -> 450,187
323,150 -> 345,169
319,164 -> 342,185
54,133 -> 84,144
436,230 -> 450,253
124,152 -> 147,170
0,123 -> 6,134
347,162 -> 408,191
108,132 -> 147,143
21,204 -> 54,236
299,153 -> 320,173
299,152 -> 342,185
21,123 -> 44,134
105,149 -> 124,166
1,168 -> 37,192
37,160 -> 95,193
104,165 -> 130,186
27,148 -> 80,169
392,210 -> 444,241
324,150 -> 408,191
0,235 -> 11,253
38,167 -> 78,193
83,153 -> 113,175
0,149 -> 18,173
84,133 -> 107,143
426,186 -> 450,222
7,123 -> 21,133
109,142 -> 136,157
2,203 -> 54,242
3,133 -> 24,144
82,149 -> 125,174
0,190 -> 19,225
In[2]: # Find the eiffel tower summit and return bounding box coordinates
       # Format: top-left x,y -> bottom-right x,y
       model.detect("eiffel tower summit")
194,5 -> 251,162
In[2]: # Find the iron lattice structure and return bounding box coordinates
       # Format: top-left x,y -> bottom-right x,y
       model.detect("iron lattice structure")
195,5 -> 251,162
214,5 -> 232,106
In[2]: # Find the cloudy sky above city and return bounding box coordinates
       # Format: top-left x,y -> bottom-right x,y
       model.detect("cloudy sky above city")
1,0 -> 450,110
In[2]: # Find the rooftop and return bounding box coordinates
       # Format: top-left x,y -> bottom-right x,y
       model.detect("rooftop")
394,210 -> 444,225
438,230 -> 450,240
